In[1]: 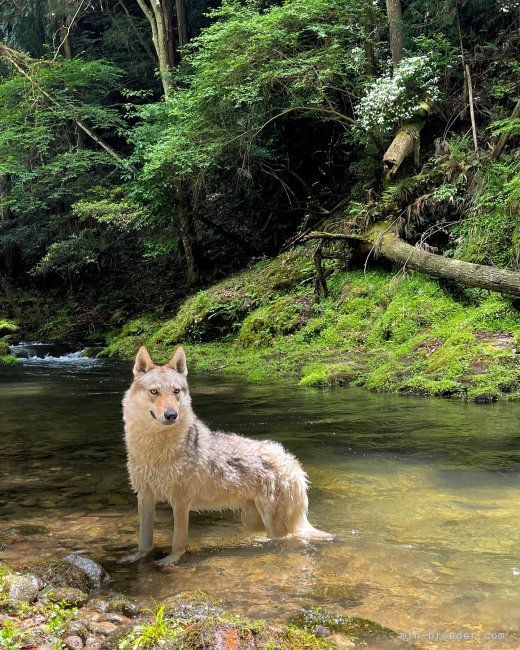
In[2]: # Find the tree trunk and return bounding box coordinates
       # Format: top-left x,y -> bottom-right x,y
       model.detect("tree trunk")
135,0 -> 176,98
385,0 -> 404,67
177,191 -> 198,285
176,0 -> 188,51
0,174 -> 18,277
59,25 -> 73,60
363,2 -> 376,76
305,227 -> 520,298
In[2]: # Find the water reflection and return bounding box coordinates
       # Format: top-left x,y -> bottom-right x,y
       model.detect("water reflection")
1,349 -> 520,647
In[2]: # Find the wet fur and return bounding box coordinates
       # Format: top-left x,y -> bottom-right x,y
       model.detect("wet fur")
122,346 -> 332,565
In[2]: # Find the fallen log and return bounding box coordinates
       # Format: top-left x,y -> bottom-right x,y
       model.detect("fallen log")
305,227 -> 520,298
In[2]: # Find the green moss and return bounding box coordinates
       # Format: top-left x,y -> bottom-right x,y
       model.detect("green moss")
300,362 -> 358,387
103,248 -> 315,359
23,559 -> 94,593
0,354 -> 19,365
237,295 -> 312,348
103,246 -> 520,401
101,314 -> 162,358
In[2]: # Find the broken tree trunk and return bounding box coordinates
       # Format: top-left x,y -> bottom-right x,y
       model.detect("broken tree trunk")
305,226 -> 520,298
383,102 -> 429,177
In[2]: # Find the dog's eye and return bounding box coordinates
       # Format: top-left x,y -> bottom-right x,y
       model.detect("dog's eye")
173,388 -> 180,395
150,389 -> 159,395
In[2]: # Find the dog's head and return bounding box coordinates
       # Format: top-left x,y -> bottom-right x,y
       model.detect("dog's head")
131,346 -> 191,426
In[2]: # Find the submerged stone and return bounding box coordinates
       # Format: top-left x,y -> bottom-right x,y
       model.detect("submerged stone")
162,590 -> 223,622
88,592 -> 140,617
10,524 -> 47,536
290,607 -> 397,642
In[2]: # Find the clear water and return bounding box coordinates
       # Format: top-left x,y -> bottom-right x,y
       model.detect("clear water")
1,344 -> 520,648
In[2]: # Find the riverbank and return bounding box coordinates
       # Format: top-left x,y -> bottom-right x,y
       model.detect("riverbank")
100,244 -> 520,402
0,557 -> 398,649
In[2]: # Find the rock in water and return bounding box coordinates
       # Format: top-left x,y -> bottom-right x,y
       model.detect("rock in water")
24,559 -> 94,592
64,554 -> 108,589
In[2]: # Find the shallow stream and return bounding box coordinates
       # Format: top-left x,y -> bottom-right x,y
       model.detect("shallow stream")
1,343 -> 520,647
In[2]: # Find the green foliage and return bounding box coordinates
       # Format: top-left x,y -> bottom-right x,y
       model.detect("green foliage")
0,56 -> 128,281
129,0 -> 374,222
0,319 -> 18,336
120,605 -> 180,649
453,151 -> 520,268
0,354 -> 19,365
489,117 -> 520,138
44,599 -> 78,636
0,619 -> 22,650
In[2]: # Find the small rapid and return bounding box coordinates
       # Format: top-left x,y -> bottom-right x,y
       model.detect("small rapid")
9,341 -> 102,366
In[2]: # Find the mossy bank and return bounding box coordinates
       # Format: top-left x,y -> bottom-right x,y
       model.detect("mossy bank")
102,245 -> 520,402
0,319 -> 19,365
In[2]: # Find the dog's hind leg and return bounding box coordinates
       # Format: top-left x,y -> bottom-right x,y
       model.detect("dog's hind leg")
240,500 -> 265,532
157,501 -> 190,566
254,496 -> 290,539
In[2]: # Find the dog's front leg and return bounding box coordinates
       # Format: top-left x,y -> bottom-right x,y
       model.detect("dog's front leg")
119,489 -> 155,563
156,502 -> 190,566
138,489 -> 155,553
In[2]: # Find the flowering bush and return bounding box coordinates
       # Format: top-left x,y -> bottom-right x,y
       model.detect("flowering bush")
355,56 -> 441,143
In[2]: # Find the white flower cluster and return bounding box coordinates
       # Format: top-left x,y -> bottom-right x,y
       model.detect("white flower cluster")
355,56 -> 441,141
497,0 -> 520,12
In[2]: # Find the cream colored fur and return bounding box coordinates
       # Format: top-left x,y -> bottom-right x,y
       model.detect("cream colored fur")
122,346 -> 332,565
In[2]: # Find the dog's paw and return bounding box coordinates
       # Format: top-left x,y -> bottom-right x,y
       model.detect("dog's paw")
118,550 -> 152,564
155,553 -> 182,567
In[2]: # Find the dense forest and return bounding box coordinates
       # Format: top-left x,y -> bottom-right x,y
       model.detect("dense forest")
1,0 -> 519,397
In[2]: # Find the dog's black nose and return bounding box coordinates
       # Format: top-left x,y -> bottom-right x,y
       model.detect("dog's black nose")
164,408 -> 178,422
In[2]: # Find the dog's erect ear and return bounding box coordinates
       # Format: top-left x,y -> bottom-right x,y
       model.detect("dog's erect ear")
167,346 -> 187,376
133,346 -> 154,377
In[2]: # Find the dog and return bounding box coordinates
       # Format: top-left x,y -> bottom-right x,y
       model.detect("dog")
122,346 -> 332,565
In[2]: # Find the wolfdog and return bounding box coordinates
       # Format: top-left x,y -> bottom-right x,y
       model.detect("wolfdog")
122,346 -> 332,565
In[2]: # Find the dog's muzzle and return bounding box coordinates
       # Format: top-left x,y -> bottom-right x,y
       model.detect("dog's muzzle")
150,407 -> 178,424
163,407 -> 178,424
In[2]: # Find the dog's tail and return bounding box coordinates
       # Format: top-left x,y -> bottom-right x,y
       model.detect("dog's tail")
288,472 -> 335,541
